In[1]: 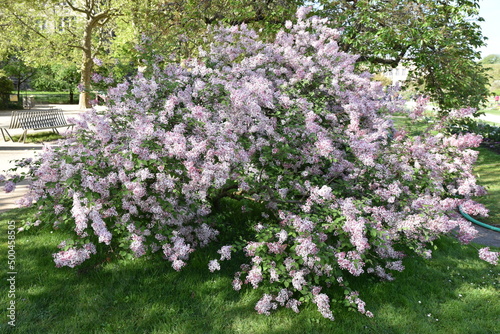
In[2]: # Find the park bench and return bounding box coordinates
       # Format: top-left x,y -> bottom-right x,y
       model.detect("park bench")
0,108 -> 74,143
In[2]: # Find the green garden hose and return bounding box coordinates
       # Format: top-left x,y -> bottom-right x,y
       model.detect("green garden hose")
458,206 -> 500,232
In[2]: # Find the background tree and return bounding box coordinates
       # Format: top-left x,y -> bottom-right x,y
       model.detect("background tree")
0,69 -> 14,108
480,54 -> 500,65
117,0 -> 299,64
0,0 -> 491,111
30,64 -> 80,103
0,0 -> 123,108
481,55 -> 500,96
0,55 -> 37,98
313,0 -> 490,112
0,0 -> 299,108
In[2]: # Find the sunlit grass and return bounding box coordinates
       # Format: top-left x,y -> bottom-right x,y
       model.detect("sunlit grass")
474,147 -> 500,226
0,208 -> 498,334
10,131 -> 64,144
482,109 -> 500,117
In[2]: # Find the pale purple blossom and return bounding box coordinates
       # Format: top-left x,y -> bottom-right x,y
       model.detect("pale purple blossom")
130,234 -> 146,257
478,247 -> 499,265
208,259 -> 221,272
244,242 -> 264,257
255,294 -> 277,315
346,291 -> 372,316
232,275 -> 243,291
285,298 -> 302,313
4,181 -> 15,193
93,57 -> 103,66
295,236 -> 319,259
275,288 -> 292,305
53,243 -> 96,268
460,201 -> 489,217
456,219 -> 478,244
172,259 -> 186,271
246,266 -> 263,288
291,270 -> 307,290
336,251 -> 365,276
314,293 -> 334,320
296,6 -> 313,20
269,267 -> 279,282
267,242 -> 287,254
315,185 -> 333,200
89,210 -> 112,245
71,192 -> 88,236
91,73 -> 103,83
276,230 -> 288,243
217,245 -> 232,260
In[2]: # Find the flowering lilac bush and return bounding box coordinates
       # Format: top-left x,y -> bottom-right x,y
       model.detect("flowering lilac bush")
4,8 -> 498,319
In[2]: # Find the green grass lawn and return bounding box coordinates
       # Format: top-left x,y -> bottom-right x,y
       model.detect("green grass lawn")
483,109 -> 500,117
0,207 -> 498,334
9,131 -> 64,144
474,148 -> 500,227
17,91 -> 70,95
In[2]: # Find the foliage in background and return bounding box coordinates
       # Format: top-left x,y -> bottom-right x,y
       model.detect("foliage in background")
482,64 -> 500,96
0,69 -> 14,94
314,0 -> 490,113
0,0 -> 126,108
122,0 -> 299,63
480,54 -> 500,65
0,55 -> 37,97
0,0 -> 493,112
0,0 -> 300,108
31,64 -> 80,103
0,69 -> 15,109
3,10 -> 497,321
371,73 -> 392,87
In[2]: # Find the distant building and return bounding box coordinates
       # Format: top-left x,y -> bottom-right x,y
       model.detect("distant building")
383,65 -> 410,86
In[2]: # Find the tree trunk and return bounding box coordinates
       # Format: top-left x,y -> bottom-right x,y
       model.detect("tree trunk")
78,22 -> 93,110
16,81 -> 21,101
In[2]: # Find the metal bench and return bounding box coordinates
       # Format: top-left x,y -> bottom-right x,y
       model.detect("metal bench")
0,109 -> 74,143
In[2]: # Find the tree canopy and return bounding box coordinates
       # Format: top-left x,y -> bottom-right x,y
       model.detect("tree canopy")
0,0 -> 492,111
0,0 -> 298,107
313,0 -> 490,112
481,54 -> 500,65
0,0 -> 117,107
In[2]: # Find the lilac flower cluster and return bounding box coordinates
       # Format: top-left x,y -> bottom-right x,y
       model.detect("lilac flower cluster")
4,7 -> 497,321
53,243 -> 97,268
479,247 -> 499,265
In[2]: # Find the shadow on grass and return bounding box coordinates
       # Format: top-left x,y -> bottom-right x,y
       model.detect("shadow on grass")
8,242 -> 256,333
1,210 -> 499,334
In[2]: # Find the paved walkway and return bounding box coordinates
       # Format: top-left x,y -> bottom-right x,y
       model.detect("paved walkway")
0,104 -> 82,213
478,112 -> 500,125
0,105 -> 499,248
